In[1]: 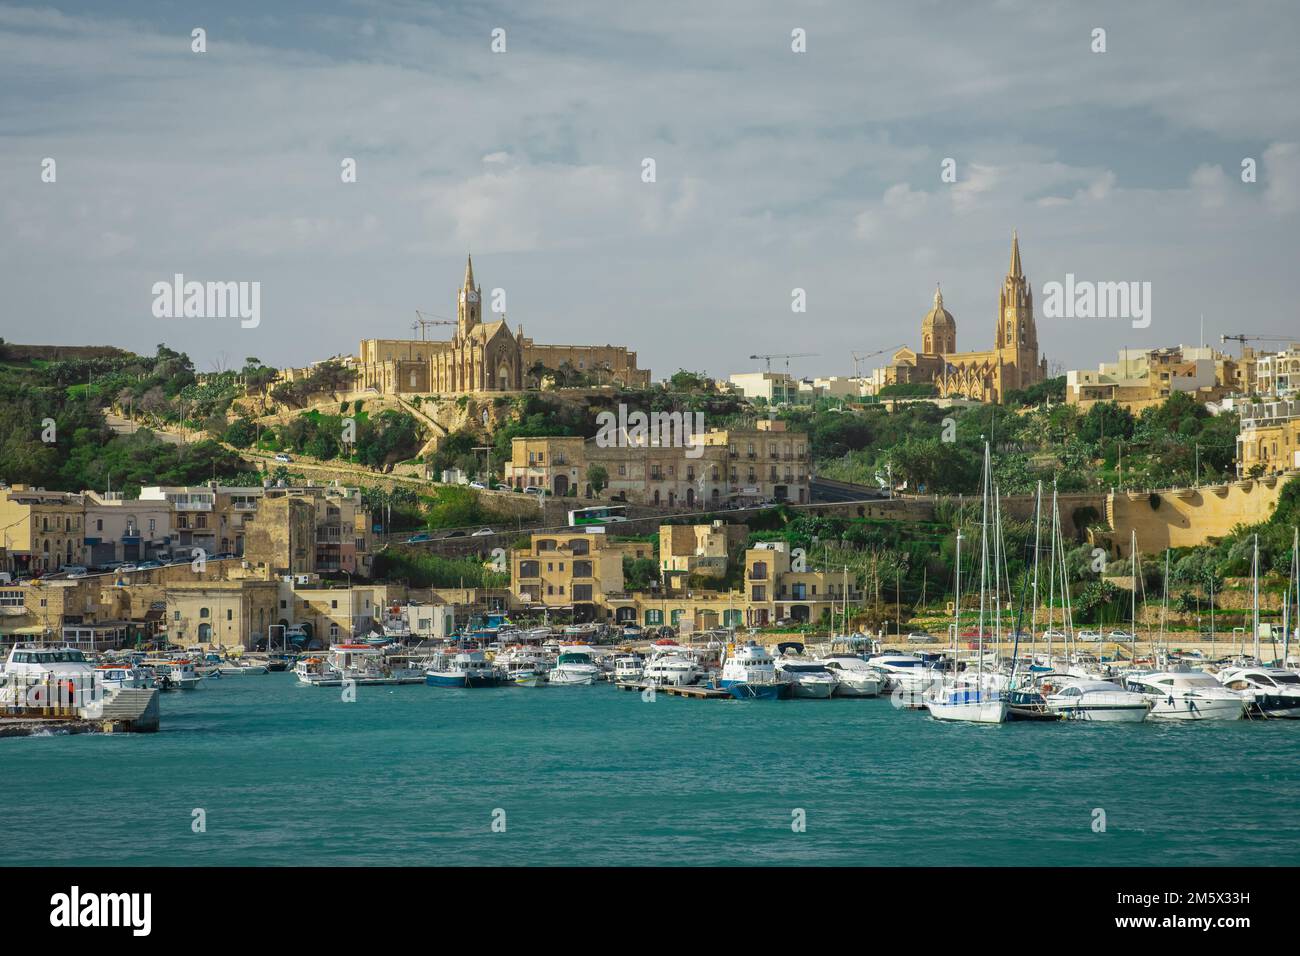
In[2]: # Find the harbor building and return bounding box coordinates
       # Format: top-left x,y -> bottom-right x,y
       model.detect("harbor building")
81,491 -> 173,566
511,529 -> 652,622
300,256 -> 650,397
659,520 -> 747,589
879,232 -> 1047,404
742,541 -> 860,627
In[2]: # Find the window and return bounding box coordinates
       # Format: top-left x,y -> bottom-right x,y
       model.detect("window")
173,610 -> 181,621
573,561 -> 593,578
331,600 -> 338,609
752,585 -> 766,601
226,609 -> 233,621
0,590 -> 23,607
199,607 -> 210,618
573,584 -> 593,601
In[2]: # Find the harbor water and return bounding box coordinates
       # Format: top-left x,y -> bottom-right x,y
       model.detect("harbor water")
6,673 -> 1299,866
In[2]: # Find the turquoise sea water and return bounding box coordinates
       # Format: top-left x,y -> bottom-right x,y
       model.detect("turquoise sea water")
5,674 -> 1299,866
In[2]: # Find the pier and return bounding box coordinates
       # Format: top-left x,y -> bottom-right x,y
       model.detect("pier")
615,681 -> 732,699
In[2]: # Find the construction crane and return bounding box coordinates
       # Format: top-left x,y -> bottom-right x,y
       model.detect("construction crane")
851,344 -> 907,379
1221,333 -> 1297,357
413,309 -> 456,341
749,352 -> 816,375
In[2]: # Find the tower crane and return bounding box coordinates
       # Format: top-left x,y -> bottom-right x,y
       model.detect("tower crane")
748,352 -> 816,407
1220,333 -> 1297,357
413,309 -> 456,341
851,344 -> 907,379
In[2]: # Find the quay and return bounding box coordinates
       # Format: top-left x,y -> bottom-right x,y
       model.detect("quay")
0,686 -> 160,737
615,681 -> 732,700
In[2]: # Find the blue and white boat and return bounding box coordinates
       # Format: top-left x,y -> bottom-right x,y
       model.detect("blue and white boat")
718,642 -> 791,700
425,650 -> 507,688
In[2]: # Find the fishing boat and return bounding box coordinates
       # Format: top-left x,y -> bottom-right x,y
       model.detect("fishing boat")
718,642 -> 791,700
1042,678 -> 1151,722
818,656 -> 882,697
296,644 -> 424,686
425,649 -> 507,688
548,645 -> 602,685
1124,669 -> 1247,720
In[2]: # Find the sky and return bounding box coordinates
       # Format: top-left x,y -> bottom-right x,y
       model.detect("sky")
1,0 -> 1298,382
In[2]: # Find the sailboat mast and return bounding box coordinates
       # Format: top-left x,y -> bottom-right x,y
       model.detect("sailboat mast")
1253,533 -> 1261,662
1031,481 -> 1042,655
978,443 -> 991,686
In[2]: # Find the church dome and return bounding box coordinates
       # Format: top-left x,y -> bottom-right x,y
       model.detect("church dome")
920,284 -> 956,354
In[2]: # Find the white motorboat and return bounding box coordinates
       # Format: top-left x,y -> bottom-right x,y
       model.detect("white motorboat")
867,653 -> 941,701
1042,678 -> 1151,722
548,645 -> 602,685
642,653 -> 703,687
217,658 -> 269,676
93,664 -> 153,691
0,644 -> 98,708
1216,667 -> 1300,718
774,656 -> 838,699
296,644 -> 424,686
819,655 -> 882,697
612,655 -> 645,683
1124,669 -> 1247,720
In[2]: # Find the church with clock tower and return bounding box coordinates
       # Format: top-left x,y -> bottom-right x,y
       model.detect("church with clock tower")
349,255 -> 649,396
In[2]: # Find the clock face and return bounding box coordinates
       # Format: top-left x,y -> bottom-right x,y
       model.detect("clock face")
466,291 -> 479,303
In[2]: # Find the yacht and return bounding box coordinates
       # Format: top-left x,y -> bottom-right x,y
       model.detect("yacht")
612,655 -> 645,683
718,642 -> 791,700
642,653 -> 704,687
819,656 -> 882,697
1124,669 -> 1247,720
774,655 -> 838,699
867,653 -> 941,698
548,645 -> 602,686
1215,667 -> 1300,719
425,650 -> 507,688
1042,678 -> 1151,722
1,644 -> 98,708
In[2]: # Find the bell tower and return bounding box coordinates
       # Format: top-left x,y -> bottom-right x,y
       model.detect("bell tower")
996,231 -> 1037,354
457,254 -> 482,338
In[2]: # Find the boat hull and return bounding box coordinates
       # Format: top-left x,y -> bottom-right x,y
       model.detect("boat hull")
833,677 -> 881,698
1049,703 -> 1149,722
926,698 -> 1009,723
425,672 -> 507,688
724,681 -> 792,700
790,679 -> 836,699
1147,696 -> 1245,720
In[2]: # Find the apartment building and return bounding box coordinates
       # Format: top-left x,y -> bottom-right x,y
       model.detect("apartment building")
1237,399 -> 1300,476
82,490 -> 173,565
1255,346 -> 1300,399
0,485 -> 85,575
504,419 -> 811,508
1064,345 -> 1239,412
659,520 -> 747,589
510,528 -> 651,621
743,541 -> 859,627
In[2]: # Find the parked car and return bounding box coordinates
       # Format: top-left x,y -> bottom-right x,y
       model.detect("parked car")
471,528 -> 496,537
1077,629 -> 1104,642
468,482 -> 487,490
1108,629 -> 1137,643
444,531 -> 466,538
523,486 -> 545,496
60,565 -> 89,577
405,533 -> 433,544
117,564 -> 139,573
274,453 -> 293,463
906,632 -> 937,644
137,561 -> 163,570
1040,629 -> 1067,642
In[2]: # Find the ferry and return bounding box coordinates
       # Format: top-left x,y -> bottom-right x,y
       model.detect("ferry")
718,642 -> 791,700
425,650 -> 507,688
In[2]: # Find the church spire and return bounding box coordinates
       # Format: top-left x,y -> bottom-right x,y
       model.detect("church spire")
463,253 -> 476,290
1009,230 -> 1022,278
934,283 -> 943,308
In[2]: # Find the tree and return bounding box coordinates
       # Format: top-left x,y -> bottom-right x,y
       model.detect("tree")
587,463 -> 609,495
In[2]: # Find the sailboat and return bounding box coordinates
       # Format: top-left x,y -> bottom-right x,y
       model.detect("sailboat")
924,442 -> 1009,724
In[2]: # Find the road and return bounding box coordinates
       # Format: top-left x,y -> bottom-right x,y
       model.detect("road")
103,412 -> 185,445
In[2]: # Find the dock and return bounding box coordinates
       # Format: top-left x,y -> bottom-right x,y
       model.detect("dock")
0,686 -> 160,736
615,681 -> 732,699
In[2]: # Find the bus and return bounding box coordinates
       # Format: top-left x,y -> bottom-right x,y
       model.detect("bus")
567,505 -> 628,526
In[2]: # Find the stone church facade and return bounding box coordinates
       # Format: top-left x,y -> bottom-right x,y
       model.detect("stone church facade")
883,232 -> 1048,404
350,257 -> 649,396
